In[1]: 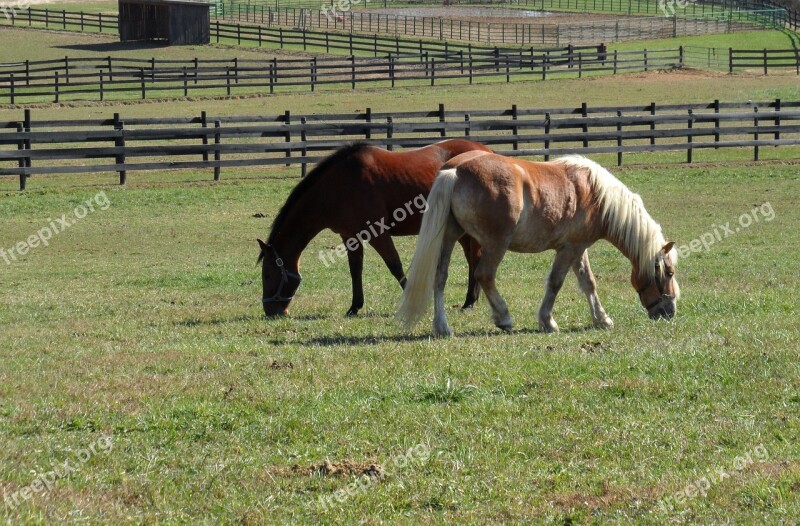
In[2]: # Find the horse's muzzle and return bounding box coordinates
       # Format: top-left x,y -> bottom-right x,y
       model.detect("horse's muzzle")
648,300 -> 676,320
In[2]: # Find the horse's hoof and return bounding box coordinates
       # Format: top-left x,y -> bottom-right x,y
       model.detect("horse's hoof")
538,320 -> 559,333
594,316 -> 614,329
459,303 -> 475,311
345,308 -> 359,317
496,324 -> 514,333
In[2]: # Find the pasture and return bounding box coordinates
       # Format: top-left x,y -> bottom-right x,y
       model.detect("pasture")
2,3 -> 800,524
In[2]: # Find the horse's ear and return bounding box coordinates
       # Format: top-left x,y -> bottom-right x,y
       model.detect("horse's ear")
662,241 -> 675,254
257,239 -> 268,251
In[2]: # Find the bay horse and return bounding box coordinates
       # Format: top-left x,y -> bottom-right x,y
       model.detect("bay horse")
396,153 -> 680,336
258,139 -> 492,318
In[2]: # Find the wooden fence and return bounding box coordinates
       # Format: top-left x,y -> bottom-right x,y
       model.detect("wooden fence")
220,6 -> 777,45
730,48 -> 800,73
0,48 -> 678,104
218,0 -> 799,31
2,100 -> 798,190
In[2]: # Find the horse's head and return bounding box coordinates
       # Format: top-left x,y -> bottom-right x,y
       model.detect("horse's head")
257,239 -> 302,318
632,241 -> 680,320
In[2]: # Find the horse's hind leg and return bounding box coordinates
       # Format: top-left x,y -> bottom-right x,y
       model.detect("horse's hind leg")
572,250 -> 613,329
368,234 -> 407,290
473,241 -> 514,332
344,238 -> 365,317
458,236 -> 482,310
433,219 -> 465,337
538,248 -> 583,333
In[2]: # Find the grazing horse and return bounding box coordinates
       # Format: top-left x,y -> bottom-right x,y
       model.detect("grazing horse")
258,139 -> 493,318
396,153 -> 680,336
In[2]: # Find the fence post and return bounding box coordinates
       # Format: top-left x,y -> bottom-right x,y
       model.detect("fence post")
617,110 -> 623,166
350,55 -> 356,89
763,48 -> 768,75
300,117 -> 308,177
728,48 -> 733,73
687,109 -> 693,164
183,67 -> 188,96
16,123 -> 26,191
649,102 -> 656,146
386,116 -> 394,151
512,104 -> 519,151
430,58 -> 435,86
544,112 -> 551,161
9,74 -> 14,105
465,114 -> 470,137
113,113 -> 126,185
713,99 -> 720,149
226,66 -> 231,96
140,67 -> 146,99
214,120 -> 221,181
774,98 -> 780,144
389,54 -> 395,87
310,58 -> 316,92
99,70 -> 104,101
438,103 -> 446,137
54,71 -> 60,103
613,50 -> 618,74
201,111 -> 209,162
581,102 -> 589,148
753,106 -> 759,161
284,110 -> 291,166
366,107 -> 372,140
23,109 -> 31,176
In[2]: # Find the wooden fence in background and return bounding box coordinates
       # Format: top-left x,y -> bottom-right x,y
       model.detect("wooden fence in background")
2,100 -> 798,190
219,6 -> 776,45
0,47 -> 676,104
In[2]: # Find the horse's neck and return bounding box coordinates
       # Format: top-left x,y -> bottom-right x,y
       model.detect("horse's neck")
270,203 -> 326,266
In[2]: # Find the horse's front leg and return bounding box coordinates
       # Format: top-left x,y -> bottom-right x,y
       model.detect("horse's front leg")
344,238 -> 364,317
572,250 -> 613,329
538,248 -> 583,333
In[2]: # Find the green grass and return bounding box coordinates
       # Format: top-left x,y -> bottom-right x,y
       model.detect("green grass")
1,160 -> 799,524
611,28 -> 800,51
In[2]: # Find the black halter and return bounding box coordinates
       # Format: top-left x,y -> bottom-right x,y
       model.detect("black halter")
638,259 -> 671,311
261,245 -> 302,304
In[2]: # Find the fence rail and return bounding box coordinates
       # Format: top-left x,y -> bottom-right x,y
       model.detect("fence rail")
730,48 -> 800,73
2,100 -> 798,190
219,6 -> 779,45
0,47 -> 679,104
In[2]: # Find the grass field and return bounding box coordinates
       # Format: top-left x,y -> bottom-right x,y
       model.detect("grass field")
1,10 -> 800,524
1,159 -> 799,524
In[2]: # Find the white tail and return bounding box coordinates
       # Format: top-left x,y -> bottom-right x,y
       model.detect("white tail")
395,169 -> 458,328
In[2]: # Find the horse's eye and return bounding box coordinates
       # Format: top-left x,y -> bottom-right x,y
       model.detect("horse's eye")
666,271 -> 674,278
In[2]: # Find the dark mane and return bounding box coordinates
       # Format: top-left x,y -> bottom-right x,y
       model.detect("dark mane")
266,142 -> 373,245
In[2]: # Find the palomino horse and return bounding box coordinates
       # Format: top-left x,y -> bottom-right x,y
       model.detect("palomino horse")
396,153 -> 680,336
258,139 -> 492,317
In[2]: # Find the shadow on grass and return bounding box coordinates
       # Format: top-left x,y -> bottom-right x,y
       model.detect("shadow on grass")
54,41 -> 172,53
265,323 -> 607,347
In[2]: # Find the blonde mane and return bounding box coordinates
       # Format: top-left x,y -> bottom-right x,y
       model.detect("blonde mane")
554,155 -> 672,279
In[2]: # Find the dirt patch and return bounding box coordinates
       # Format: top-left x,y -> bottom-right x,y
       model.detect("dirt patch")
269,360 -> 293,370
580,341 -> 608,353
270,460 -> 383,478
